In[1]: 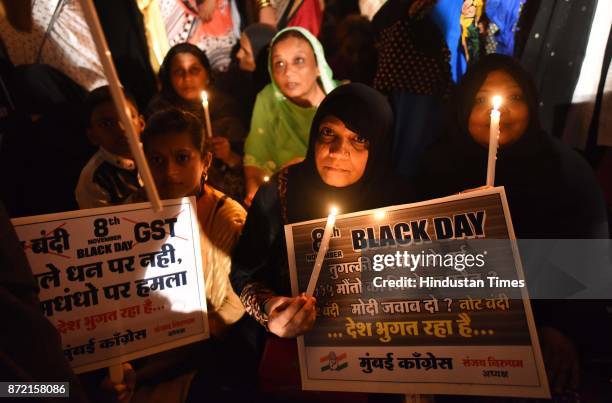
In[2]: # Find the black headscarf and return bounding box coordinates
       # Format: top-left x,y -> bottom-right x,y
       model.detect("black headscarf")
243,24 -> 276,94
284,83 -> 409,223
418,54 -> 607,239
452,54 -> 545,154
243,23 -> 277,64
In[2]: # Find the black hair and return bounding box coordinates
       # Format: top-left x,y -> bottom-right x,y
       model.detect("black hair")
141,108 -> 208,155
158,43 -> 213,100
84,85 -> 138,127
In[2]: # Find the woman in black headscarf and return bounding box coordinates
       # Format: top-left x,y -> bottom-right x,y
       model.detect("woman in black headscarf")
236,23 -> 277,93
231,83 -> 411,338
417,54 -> 609,397
147,43 -> 247,203
418,54 -> 607,239
233,23 -> 277,129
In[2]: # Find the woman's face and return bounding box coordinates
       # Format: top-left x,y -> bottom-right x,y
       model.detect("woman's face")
271,36 -> 320,103
237,33 -> 256,72
315,116 -> 369,187
169,52 -> 209,102
468,69 -> 529,147
145,131 -> 210,199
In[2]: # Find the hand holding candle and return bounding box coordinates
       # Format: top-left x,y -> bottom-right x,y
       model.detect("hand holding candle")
486,95 -> 502,187
264,294 -> 317,338
306,206 -> 338,296
201,91 -> 213,139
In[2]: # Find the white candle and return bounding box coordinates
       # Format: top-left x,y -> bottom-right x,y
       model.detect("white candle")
201,91 -> 213,139
306,207 -> 338,296
486,95 -> 502,187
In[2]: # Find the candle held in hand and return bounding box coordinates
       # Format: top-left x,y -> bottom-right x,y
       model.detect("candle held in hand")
201,91 -> 213,139
486,96 -> 502,187
306,206 -> 338,296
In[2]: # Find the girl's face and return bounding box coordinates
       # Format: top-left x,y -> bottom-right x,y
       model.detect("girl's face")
237,33 -> 256,72
145,131 -> 211,199
315,116 -> 369,187
169,52 -> 209,102
468,69 -> 529,147
271,36 -> 320,103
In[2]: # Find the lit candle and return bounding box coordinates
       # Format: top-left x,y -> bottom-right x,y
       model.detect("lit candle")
201,91 -> 213,139
263,176 -> 270,183
306,206 -> 338,296
486,95 -> 502,187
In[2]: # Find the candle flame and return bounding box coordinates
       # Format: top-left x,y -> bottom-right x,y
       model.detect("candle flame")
492,95 -> 502,110
263,176 -> 270,182
330,206 -> 338,216
201,91 -> 208,103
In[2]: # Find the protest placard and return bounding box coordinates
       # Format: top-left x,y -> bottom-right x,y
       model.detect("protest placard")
285,187 -> 550,398
11,198 -> 208,374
